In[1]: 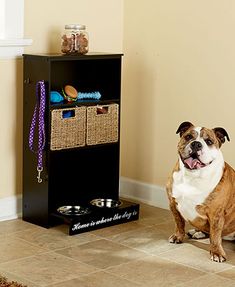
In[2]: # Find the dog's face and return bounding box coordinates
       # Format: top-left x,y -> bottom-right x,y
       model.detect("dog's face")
176,122 -> 230,170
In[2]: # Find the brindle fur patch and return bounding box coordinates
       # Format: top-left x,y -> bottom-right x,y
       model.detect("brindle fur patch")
200,128 -> 221,149
177,127 -> 198,159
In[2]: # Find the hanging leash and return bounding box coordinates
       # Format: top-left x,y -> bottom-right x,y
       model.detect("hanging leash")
28,81 -> 46,183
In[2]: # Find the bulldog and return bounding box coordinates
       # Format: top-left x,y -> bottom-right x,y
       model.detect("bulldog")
166,121 -> 235,262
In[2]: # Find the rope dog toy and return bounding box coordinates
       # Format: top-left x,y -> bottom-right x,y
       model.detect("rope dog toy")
78,91 -> 101,100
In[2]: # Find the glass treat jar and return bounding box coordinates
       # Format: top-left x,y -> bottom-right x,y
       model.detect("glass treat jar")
61,24 -> 89,55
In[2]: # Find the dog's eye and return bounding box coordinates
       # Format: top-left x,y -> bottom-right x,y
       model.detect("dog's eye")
205,139 -> 213,146
184,134 -> 193,141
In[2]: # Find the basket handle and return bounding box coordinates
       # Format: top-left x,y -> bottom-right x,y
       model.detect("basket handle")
96,106 -> 109,115
62,109 -> 76,119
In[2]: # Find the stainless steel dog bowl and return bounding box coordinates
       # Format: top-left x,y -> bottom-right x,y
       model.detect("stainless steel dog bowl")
90,199 -> 122,208
57,205 -> 91,216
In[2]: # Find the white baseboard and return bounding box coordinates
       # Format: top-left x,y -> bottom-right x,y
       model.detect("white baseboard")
0,178 -> 168,222
120,177 -> 169,210
0,194 -> 22,221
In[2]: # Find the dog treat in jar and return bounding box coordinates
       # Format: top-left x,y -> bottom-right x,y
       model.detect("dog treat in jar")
61,24 -> 89,54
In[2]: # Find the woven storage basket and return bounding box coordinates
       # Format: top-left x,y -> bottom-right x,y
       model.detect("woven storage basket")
87,103 -> 119,145
50,107 -> 86,150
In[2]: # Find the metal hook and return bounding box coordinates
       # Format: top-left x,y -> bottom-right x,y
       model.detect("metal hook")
37,166 -> 43,183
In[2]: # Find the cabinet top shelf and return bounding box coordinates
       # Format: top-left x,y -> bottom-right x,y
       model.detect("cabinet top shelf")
23,52 -> 123,61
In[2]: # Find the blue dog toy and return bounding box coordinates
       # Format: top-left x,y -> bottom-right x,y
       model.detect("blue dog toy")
78,91 -> 101,100
50,91 -> 64,103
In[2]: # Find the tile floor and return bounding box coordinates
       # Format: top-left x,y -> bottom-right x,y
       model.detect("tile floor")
0,200 -> 234,286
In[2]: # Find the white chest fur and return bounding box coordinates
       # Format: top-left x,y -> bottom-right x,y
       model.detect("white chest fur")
172,154 -> 224,222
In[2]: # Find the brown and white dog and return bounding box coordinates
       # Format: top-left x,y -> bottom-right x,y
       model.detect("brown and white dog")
166,121 -> 235,262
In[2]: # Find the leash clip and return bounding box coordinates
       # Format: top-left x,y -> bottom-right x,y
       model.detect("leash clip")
37,166 -> 43,183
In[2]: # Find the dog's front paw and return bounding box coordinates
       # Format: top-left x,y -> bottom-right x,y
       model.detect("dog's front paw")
210,249 -> 227,263
210,253 -> 226,263
169,234 -> 184,244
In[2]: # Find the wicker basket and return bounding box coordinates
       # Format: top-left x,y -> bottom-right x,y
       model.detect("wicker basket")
86,104 -> 119,145
50,107 -> 86,150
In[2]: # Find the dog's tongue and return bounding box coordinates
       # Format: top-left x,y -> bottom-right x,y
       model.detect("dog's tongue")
184,157 -> 205,169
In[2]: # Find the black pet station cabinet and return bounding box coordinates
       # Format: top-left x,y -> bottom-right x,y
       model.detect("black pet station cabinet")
22,53 -> 139,235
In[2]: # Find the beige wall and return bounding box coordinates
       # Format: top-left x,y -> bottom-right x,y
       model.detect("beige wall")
0,0 -> 123,199
0,59 -> 23,198
24,0 -> 123,54
2,0 -> 235,200
121,0 -> 235,186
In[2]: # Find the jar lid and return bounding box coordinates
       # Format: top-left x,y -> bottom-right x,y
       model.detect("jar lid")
65,24 -> 86,30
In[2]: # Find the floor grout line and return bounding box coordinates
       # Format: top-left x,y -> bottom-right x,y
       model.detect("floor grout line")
0,204 -> 234,286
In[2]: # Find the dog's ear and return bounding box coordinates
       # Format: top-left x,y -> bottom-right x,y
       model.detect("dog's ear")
213,127 -> 230,145
176,122 -> 194,137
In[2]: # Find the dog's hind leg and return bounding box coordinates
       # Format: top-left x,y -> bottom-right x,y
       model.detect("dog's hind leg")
187,229 -> 209,239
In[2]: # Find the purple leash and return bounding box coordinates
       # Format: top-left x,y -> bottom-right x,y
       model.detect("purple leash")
28,81 -> 46,183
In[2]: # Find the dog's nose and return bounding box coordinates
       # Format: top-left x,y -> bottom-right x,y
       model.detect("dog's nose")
191,141 -> 202,151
